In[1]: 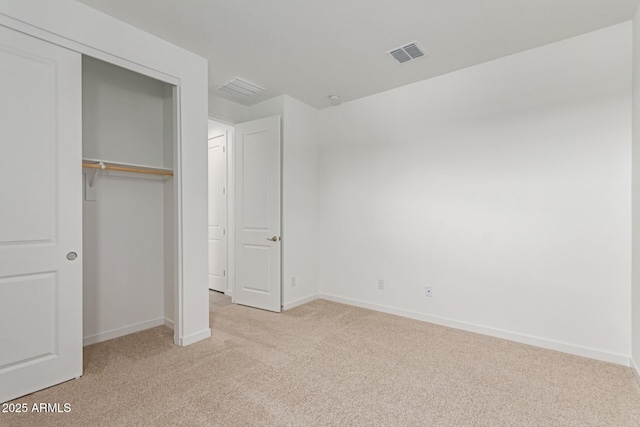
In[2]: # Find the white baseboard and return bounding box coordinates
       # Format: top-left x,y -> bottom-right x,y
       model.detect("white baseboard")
83,317 -> 165,346
164,318 -> 174,329
178,328 -> 211,346
319,293 -> 630,366
283,294 -> 319,311
225,289 -> 233,296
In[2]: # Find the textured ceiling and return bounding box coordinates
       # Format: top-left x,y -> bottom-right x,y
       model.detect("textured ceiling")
76,0 -> 640,108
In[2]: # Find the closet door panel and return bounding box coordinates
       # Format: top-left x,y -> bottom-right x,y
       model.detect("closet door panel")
0,25 -> 82,404
0,34 -> 57,244
0,273 -> 57,367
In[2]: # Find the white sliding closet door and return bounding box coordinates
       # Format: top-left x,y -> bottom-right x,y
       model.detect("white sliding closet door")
0,26 -> 82,403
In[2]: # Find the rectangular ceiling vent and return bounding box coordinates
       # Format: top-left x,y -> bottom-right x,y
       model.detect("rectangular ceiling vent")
219,78 -> 265,97
387,41 -> 427,64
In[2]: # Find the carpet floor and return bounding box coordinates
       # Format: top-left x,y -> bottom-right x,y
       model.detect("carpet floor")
2,299 -> 640,426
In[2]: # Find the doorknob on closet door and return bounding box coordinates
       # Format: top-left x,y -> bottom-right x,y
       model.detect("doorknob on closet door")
66,252 -> 77,261
266,236 -> 280,242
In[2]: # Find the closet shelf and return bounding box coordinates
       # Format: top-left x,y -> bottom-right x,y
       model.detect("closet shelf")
82,159 -> 173,177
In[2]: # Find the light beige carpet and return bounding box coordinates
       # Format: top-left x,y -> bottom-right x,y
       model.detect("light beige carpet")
209,290 -> 233,312
3,299 -> 640,426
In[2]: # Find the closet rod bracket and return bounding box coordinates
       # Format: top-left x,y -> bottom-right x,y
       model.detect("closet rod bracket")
85,162 -> 103,201
88,162 -> 104,188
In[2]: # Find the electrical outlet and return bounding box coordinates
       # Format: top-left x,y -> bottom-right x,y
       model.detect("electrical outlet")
425,286 -> 432,297
291,276 -> 297,287
378,279 -> 384,290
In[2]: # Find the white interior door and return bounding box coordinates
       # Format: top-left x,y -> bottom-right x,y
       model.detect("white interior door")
0,26 -> 82,403
208,126 -> 228,293
235,116 -> 281,312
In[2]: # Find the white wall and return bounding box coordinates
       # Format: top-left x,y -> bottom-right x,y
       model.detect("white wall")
83,175 -> 166,344
632,7 -> 640,373
82,57 -> 169,344
82,57 -> 166,167
281,96 -> 320,308
248,95 -> 285,120
318,23 -> 632,364
209,94 -> 248,124
0,0 -> 210,346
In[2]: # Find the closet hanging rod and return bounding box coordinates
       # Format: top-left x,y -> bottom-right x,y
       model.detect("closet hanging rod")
82,161 -> 174,177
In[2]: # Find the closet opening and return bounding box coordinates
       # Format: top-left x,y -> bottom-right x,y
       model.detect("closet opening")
81,56 -> 177,345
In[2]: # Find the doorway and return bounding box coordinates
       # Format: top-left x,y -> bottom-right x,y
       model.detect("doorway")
208,119 -> 233,311
207,115 -> 283,313
234,116 -> 282,312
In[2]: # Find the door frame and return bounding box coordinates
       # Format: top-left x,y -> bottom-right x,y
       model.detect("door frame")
207,119 -> 233,295
208,115 -> 284,309
208,118 -> 236,301
0,8 -> 209,347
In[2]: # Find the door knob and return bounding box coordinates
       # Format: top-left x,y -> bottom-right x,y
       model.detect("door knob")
66,252 -> 78,261
266,236 -> 280,242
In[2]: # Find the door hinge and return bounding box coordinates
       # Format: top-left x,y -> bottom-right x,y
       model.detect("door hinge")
223,229 -> 226,236
223,146 -> 226,153
223,270 -> 226,277
223,187 -> 226,195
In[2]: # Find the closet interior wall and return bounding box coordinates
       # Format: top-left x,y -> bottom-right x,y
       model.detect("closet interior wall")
82,56 -> 175,345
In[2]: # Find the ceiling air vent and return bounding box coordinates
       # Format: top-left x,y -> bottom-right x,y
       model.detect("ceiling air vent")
387,41 -> 427,64
219,77 -> 265,97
